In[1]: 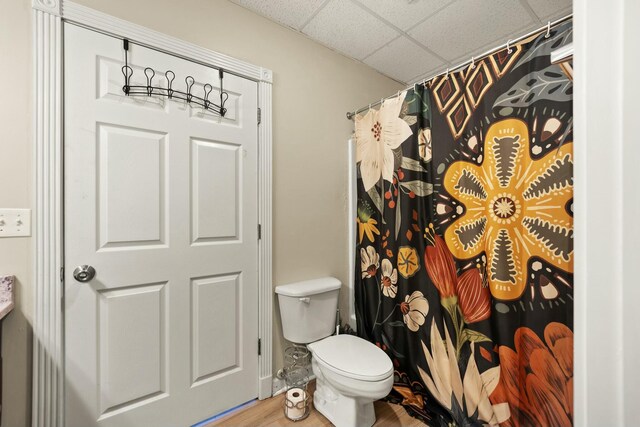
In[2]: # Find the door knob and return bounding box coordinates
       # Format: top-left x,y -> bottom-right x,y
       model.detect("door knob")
73,265 -> 96,282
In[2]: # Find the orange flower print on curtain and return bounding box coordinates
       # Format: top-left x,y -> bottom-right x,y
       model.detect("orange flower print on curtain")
424,229 -> 457,299
397,246 -> 421,279
357,206 -> 380,244
423,224 -> 493,358
442,118 -> 573,300
490,323 -> 573,426
456,268 -> 491,323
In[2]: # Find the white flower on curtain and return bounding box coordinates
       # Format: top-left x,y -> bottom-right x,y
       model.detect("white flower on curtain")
418,319 -> 510,425
355,92 -> 412,192
360,246 -> 380,279
418,128 -> 432,162
380,259 -> 398,298
400,291 -> 429,331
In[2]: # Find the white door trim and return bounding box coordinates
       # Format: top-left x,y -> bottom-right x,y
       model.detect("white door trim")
31,1 -> 273,425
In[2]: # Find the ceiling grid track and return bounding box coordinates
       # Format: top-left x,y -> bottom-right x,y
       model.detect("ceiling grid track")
351,0 -> 453,65
519,0 -> 544,25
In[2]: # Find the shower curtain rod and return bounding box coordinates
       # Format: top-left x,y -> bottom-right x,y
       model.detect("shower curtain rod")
346,13 -> 573,120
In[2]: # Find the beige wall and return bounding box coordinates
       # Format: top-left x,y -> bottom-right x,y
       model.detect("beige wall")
0,0 -> 34,426
0,0 -> 402,425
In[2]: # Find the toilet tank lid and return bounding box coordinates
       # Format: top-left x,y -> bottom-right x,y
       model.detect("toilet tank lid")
275,277 -> 341,297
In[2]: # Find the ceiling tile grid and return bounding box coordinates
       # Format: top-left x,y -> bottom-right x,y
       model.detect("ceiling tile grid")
229,0 -> 572,85
408,0 -> 535,62
363,36 -> 444,83
301,0 -> 400,61
353,0 -> 454,31
526,0 -> 572,20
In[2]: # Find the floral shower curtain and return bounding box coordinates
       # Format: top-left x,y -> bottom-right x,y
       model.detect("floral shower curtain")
354,21 -> 573,426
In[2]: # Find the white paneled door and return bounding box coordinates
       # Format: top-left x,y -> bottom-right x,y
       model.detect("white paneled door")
64,24 -> 259,427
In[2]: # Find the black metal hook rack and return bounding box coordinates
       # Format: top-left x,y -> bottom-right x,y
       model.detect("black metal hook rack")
121,39 -> 228,117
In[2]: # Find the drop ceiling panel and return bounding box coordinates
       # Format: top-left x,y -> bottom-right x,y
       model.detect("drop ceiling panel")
353,0 -> 455,31
230,0 -> 326,30
229,0 -> 572,85
302,0 -> 400,60
526,0 -> 572,20
364,36 -> 444,83
409,0 -> 535,62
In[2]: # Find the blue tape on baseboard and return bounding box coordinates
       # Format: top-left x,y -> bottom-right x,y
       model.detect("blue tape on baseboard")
191,399 -> 258,427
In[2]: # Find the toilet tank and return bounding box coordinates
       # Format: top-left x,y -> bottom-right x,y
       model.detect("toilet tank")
275,277 -> 341,344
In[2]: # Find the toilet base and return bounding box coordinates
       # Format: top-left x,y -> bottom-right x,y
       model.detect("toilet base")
313,376 -> 376,427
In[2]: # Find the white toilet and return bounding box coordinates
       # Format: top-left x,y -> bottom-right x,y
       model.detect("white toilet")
275,277 -> 393,427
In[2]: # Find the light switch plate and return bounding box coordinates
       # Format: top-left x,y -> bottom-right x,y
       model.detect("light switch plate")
0,209 -> 31,237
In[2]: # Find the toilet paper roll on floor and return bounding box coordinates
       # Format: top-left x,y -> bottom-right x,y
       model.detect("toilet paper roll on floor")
285,387 -> 307,420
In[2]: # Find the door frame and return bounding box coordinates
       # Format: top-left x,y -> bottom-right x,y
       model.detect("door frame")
31,1 -> 273,425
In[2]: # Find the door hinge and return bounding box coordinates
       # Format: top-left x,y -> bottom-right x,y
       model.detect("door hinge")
258,338 -> 262,356
258,224 -> 262,240
257,107 -> 262,125
60,267 -> 64,282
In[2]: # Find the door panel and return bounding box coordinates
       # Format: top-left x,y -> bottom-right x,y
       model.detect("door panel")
190,138 -> 241,242
97,123 -> 168,248
191,274 -> 241,385
64,23 -> 259,427
97,283 -> 168,417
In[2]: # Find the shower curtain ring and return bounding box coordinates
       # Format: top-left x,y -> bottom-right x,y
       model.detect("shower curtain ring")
507,40 -> 513,54
445,68 -> 449,80
470,57 -> 476,69
546,21 -> 551,38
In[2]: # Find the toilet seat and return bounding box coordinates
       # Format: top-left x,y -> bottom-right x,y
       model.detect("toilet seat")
308,335 -> 393,382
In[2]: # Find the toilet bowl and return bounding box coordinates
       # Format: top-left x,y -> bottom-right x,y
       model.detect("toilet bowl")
275,278 -> 394,427
308,334 -> 393,427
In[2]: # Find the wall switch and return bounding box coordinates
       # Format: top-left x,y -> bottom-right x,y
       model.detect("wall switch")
0,209 -> 31,237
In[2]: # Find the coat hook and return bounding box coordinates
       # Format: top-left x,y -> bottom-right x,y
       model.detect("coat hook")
220,92 -> 228,117
121,65 -> 133,95
545,21 -> 551,38
144,68 -> 155,96
185,76 -> 195,103
165,71 -> 175,99
203,83 -> 212,109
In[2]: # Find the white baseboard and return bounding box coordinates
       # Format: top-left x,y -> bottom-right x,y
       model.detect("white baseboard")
259,375 -> 273,400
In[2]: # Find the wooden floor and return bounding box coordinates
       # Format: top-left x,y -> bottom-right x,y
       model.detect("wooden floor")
206,382 -> 425,427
